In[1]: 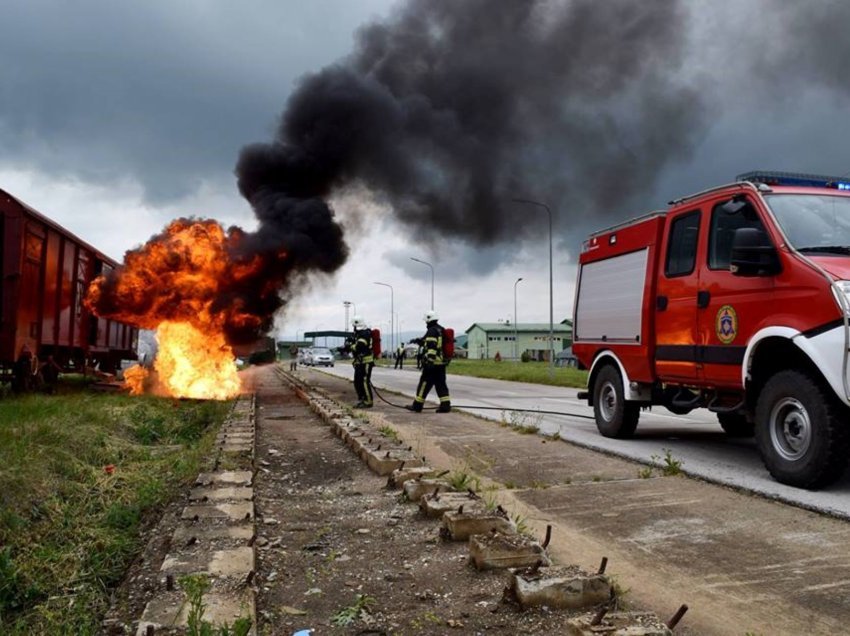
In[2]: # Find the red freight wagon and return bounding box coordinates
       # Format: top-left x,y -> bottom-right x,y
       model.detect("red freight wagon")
0,188 -> 138,378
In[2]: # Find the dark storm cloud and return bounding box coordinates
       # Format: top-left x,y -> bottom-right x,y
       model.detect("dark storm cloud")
242,0 -> 708,247
0,0 -> 389,202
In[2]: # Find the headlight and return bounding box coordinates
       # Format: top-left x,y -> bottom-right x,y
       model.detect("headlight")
831,280 -> 850,316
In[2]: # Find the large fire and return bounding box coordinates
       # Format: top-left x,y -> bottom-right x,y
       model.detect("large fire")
85,219 -> 272,400
124,322 -> 241,400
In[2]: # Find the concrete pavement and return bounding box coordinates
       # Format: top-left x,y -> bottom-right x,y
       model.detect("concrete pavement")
299,365 -> 850,635
317,364 -> 850,518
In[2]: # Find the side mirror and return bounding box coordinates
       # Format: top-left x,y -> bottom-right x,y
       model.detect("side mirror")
730,228 -> 781,276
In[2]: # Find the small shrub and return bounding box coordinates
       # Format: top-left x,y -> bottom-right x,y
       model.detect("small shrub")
447,469 -> 480,492
378,426 -> 400,443
651,448 -> 683,476
331,594 -> 376,626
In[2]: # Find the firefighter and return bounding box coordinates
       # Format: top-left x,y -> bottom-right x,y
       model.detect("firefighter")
407,310 -> 451,413
345,315 -> 374,408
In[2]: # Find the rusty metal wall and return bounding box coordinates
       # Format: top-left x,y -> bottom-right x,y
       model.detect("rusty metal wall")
0,189 -> 139,368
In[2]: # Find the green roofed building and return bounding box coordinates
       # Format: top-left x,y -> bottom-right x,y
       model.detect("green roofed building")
465,321 -> 572,361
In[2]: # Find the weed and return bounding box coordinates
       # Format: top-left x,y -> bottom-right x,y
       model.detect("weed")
378,426 -> 400,443
181,574 -> 252,636
512,514 -> 530,536
637,466 -> 653,479
503,480 -> 517,490
447,466 -> 480,492
549,431 -> 561,441
331,594 -> 376,626
651,448 -> 683,476
530,480 -> 549,489
592,476 -> 602,482
608,574 -> 631,610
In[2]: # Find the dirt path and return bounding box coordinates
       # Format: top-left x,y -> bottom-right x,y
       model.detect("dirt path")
252,364 -> 598,634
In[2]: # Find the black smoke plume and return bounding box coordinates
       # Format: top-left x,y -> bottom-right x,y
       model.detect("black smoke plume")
236,0 -> 706,250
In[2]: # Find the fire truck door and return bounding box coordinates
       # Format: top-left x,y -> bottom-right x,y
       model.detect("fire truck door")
697,196 -> 775,388
655,209 -> 701,381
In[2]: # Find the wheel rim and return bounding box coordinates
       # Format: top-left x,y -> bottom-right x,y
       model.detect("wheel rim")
599,381 -> 617,422
768,397 -> 812,461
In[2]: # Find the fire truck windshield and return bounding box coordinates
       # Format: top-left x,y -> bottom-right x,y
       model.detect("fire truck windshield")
764,194 -> 850,253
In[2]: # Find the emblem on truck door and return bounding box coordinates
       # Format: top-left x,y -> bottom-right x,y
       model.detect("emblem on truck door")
716,305 -> 738,344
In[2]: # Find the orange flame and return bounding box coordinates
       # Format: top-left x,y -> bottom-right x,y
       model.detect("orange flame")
123,364 -> 148,396
153,321 -> 241,400
87,219 -> 259,400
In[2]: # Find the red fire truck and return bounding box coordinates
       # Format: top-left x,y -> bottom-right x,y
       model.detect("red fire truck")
573,171 -> 850,489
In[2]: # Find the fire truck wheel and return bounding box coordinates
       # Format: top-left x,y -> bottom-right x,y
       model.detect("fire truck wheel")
717,413 -> 754,438
755,370 -> 850,489
593,364 -> 639,438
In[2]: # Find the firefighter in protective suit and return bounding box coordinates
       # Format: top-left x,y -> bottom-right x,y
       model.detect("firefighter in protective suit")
346,316 -> 374,408
407,310 -> 451,413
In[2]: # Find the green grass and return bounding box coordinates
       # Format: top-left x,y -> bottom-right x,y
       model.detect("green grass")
444,359 -> 587,388
0,386 -> 231,634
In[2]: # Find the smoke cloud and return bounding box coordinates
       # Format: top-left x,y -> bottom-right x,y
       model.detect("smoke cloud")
237,0 -> 707,249
92,0 -> 850,344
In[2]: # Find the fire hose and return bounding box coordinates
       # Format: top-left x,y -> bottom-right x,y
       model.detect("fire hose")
368,380 -> 596,421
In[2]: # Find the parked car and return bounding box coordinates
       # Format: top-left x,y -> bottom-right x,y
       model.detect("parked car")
309,347 -> 335,367
299,348 -> 313,365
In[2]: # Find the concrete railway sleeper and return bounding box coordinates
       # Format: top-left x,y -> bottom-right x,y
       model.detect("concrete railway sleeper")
276,367 -> 689,634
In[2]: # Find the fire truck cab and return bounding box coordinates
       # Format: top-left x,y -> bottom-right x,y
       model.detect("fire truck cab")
573,171 -> 850,489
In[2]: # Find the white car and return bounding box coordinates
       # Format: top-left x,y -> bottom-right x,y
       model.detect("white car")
309,347 -> 335,367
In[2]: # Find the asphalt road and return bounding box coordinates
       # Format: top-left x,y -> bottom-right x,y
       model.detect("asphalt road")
317,363 -> 850,518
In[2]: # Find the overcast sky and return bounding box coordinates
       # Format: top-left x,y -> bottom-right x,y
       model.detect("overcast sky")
4,0 -> 850,346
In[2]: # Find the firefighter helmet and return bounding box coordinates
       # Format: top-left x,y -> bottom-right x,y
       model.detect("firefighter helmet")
352,315 -> 366,329
424,310 -> 439,323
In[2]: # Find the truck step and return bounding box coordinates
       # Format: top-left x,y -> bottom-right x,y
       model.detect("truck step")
707,396 -> 744,414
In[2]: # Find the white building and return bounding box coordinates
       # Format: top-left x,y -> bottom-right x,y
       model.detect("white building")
464,321 -> 572,361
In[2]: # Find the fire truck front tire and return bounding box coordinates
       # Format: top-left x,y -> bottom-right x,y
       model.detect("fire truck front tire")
755,369 -> 850,489
593,364 -> 640,439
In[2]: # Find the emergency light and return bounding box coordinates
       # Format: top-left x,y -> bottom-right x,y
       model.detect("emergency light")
737,170 -> 850,190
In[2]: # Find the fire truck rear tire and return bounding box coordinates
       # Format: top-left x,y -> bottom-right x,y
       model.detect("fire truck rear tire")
755,369 -> 850,489
593,364 -> 639,439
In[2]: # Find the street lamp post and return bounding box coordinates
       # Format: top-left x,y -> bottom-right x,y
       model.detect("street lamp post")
513,277 -> 523,361
374,282 -> 394,355
512,198 -> 554,369
410,257 -> 435,310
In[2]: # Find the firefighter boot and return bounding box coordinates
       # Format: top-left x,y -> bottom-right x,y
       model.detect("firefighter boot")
405,403 -> 423,413
436,401 -> 452,413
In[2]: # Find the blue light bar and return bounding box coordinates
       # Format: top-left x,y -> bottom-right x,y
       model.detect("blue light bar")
737,170 -> 850,189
